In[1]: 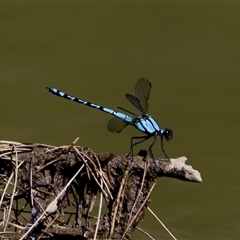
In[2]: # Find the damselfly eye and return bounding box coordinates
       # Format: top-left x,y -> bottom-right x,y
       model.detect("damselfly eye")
164,128 -> 173,141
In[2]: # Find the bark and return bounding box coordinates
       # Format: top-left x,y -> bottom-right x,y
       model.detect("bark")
0,141 -> 201,239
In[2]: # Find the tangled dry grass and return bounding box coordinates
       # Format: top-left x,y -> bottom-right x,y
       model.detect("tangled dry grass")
0,139 -> 201,240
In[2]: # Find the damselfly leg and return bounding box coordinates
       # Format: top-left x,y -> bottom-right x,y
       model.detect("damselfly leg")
130,135 -> 152,159
160,137 -> 170,160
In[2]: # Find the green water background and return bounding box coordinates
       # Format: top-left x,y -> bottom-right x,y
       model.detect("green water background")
1,2 -> 240,239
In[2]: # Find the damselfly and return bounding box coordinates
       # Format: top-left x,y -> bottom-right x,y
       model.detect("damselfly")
46,78 -> 173,159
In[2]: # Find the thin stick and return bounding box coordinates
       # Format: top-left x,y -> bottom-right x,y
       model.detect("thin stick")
20,164 -> 84,240
74,147 -> 111,199
94,178 -> 103,240
128,160 -> 148,225
2,146 -> 24,235
109,161 -> 131,239
147,207 -> 177,240
136,227 -> 155,240
121,181 -> 157,240
0,172 -> 14,207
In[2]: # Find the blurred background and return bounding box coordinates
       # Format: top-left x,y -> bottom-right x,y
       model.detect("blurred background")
1,2 -> 240,239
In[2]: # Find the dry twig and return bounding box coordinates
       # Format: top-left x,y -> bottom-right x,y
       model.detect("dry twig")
0,140 -> 201,239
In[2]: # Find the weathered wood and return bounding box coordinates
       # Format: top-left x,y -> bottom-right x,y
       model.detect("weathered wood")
0,141 -> 201,239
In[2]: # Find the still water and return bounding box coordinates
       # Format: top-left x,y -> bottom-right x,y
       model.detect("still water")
1,3 -> 240,239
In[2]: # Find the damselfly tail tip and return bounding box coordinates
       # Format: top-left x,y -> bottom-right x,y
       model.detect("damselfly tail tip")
46,87 -> 52,91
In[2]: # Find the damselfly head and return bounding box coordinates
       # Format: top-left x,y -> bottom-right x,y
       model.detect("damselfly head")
163,128 -> 173,141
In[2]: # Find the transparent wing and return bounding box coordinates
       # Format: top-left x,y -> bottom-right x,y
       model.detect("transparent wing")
134,78 -> 152,114
125,93 -> 142,113
107,117 -> 130,133
117,106 -> 136,116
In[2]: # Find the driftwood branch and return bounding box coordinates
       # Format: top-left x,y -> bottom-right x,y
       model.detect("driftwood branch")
0,140 -> 201,239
